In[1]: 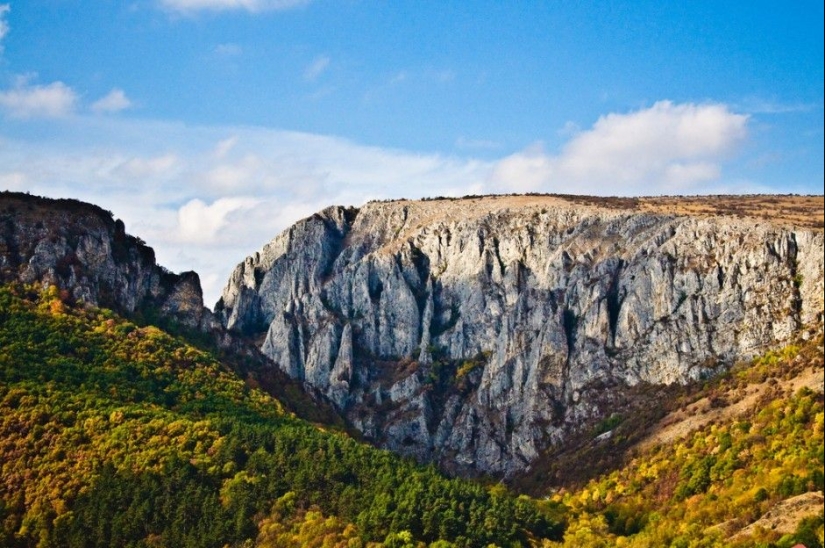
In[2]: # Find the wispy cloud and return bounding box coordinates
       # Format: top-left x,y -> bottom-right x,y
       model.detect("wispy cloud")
364,69 -> 453,103
0,77 -> 78,118
213,135 -> 239,158
556,120 -> 581,137
455,136 -> 501,150
432,69 -> 455,83
160,0 -> 311,13
214,43 -> 242,56
303,55 -> 330,81
91,88 -> 133,114
0,4 -> 10,55
0,101 -> 757,304
0,171 -> 27,191
0,117 -> 491,304
115,153 -> 180,179
389,71 -> 408,85
737,97 -> 822,115
489,101 -> 748,194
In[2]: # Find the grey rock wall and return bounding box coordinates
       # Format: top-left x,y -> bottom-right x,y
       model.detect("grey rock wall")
219,196 -> 824,477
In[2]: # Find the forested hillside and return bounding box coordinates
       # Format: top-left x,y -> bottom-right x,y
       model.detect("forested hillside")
2,281 -> 822,547
544,337 -> 824,547
0,283 -> 561,547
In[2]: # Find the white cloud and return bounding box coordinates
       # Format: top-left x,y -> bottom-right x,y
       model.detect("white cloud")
91,88 -> 133,114
177,196 -> 260,243
0,170 -> 27,190
213,135 -> 239,158
0,101 -> 759,305
0,79 -> 78,118
0,117 -> 492,304
663,162 -> 720,186
0,4 -> 10,54
160,0 -> 311,13
489,101 -> 748,194
115,154 -> 180,179
204,154 -> 263,191
303,55 -> 330,81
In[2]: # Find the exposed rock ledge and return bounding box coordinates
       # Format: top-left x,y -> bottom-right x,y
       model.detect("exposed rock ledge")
0,192 -> 214,330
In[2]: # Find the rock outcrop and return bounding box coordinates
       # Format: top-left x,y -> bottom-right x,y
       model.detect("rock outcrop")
0,192 -> 215,331
218,195 -> 824,478
0,191 -> 351,431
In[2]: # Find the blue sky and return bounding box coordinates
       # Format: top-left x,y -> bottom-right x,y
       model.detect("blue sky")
0,0 -> 823,305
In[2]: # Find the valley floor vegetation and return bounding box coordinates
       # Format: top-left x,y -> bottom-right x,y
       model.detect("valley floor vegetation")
0,281 -> 822,547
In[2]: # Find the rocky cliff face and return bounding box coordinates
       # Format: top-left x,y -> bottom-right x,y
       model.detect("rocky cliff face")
0,192 -> 215,331
219,195 -> 824,478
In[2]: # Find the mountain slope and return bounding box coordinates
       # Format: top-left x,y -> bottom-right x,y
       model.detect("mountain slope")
218,194 -> 824,477
0,190 -> 344,428
1,191 -> 822,547
543,336 -> 824,547
0,283 -> 561,547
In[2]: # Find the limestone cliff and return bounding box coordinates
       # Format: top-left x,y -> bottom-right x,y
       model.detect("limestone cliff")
220,195 -> 823,477
0,192 -> 215,331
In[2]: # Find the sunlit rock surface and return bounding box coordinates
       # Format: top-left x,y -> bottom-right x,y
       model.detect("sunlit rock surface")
220,195 -> 824,477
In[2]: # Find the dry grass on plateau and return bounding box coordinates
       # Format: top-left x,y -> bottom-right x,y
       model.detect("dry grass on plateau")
388,193 -> 824,231
635,194 -> 825,229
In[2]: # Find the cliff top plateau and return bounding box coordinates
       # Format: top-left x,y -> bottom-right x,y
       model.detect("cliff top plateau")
366,192 -> 824,232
